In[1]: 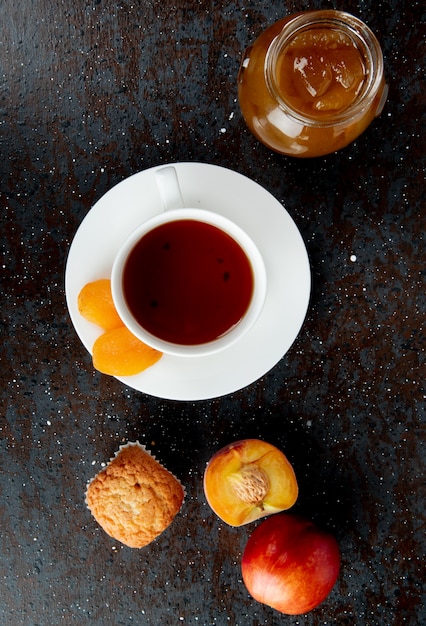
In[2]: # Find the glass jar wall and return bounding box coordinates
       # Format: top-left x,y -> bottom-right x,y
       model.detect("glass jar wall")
238,11 -> 388,157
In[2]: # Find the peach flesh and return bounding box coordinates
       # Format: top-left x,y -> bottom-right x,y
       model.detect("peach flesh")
203,439 -> 298,526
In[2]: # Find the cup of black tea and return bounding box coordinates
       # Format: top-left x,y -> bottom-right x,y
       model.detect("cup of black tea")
111,166 -> 267,357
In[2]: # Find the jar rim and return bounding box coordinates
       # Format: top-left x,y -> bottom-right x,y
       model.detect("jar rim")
265,10 -> 385,127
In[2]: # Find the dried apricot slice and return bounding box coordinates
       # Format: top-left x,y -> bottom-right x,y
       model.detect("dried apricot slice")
78,279 -> 123,331
92,326 -> 162,376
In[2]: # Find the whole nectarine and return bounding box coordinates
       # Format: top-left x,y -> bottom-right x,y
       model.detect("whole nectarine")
242,513 -> 340,615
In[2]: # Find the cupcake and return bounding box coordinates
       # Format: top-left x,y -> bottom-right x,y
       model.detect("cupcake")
86,442 -> 184,548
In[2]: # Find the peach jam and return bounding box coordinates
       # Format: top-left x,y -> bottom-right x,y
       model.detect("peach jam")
238,11 -> 388,157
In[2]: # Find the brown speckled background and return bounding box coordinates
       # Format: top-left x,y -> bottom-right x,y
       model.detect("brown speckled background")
1,0 -> 425,625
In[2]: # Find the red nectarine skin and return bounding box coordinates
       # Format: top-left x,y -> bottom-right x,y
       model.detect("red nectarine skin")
203,439 -> 298,526
241,514 -> 340,615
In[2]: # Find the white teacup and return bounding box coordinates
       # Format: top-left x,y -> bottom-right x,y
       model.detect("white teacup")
111,166 -> 267,357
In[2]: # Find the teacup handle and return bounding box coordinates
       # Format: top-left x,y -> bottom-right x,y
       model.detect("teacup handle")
155,166 -> 185,211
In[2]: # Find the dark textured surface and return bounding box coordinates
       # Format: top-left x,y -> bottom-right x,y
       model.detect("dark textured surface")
1,0 -> 425,624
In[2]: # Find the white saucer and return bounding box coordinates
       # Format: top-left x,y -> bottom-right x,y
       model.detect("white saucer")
65,162 -> 311,401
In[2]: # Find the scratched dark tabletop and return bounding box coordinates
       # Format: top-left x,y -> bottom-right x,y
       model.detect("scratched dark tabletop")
1,0 -> 425,625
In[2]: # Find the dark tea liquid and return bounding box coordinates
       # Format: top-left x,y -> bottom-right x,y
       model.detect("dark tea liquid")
123,219 -> 254,345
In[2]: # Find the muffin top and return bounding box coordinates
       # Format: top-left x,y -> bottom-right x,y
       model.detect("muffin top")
86,442 -> 184,548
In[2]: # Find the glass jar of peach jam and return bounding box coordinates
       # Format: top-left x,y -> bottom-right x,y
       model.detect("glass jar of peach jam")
238,10 -> 388,157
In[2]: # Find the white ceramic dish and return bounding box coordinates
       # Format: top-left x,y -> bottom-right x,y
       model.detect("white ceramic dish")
65,162 -> 311,400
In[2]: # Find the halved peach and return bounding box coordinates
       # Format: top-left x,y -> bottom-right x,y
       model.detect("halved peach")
203,439 -> 298,526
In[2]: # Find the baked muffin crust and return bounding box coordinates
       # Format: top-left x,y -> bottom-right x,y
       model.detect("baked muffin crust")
86,442 -> 184,548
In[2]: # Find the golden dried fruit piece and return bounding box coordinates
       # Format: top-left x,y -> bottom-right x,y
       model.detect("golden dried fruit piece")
92,326 -> 162,377
204,439 -> 298,526
78,279 -> 123,331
